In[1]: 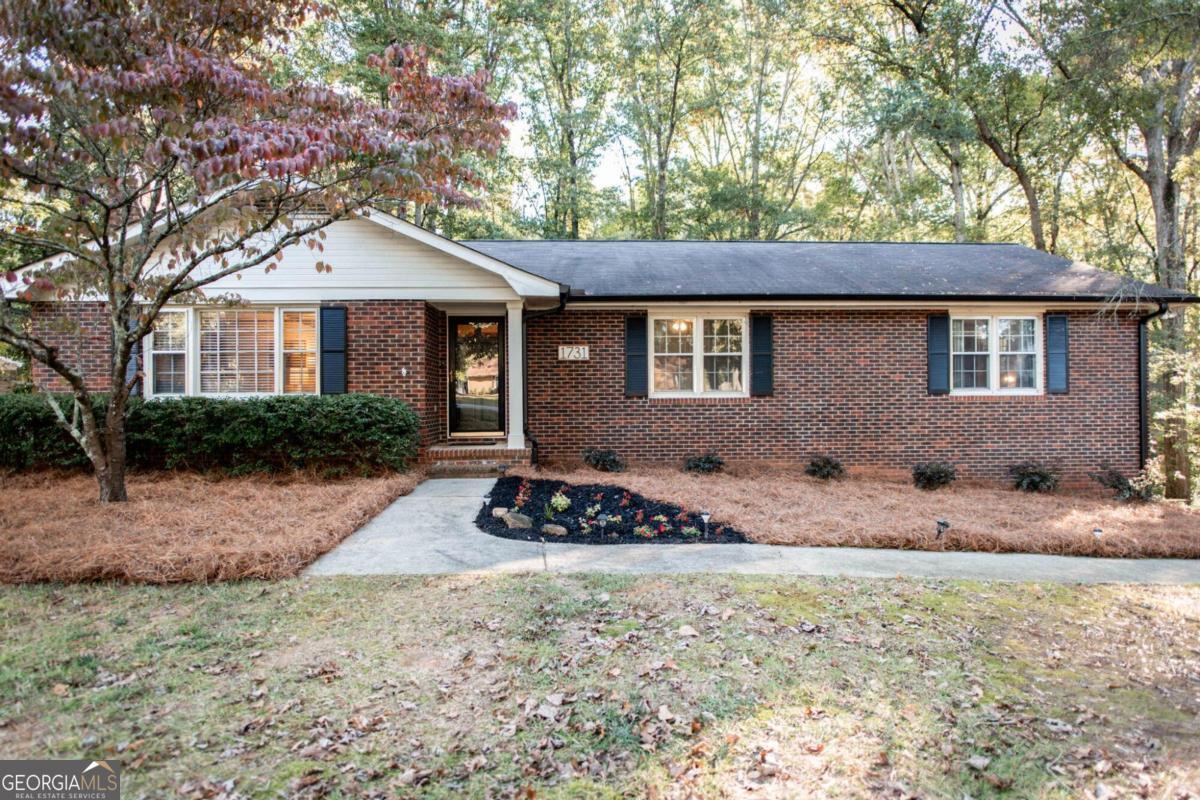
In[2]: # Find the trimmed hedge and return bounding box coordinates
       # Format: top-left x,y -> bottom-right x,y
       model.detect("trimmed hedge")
0,393 -> 420,474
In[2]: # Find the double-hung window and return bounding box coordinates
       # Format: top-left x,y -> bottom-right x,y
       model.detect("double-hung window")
199,309 -> 276,394
951,315 -> 1041,393
147,307 -> 319,397
651,315 -> 747,396
149,311 -> 187,396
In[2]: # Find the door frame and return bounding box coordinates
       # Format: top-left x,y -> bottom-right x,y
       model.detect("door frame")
447,315 -> 506,439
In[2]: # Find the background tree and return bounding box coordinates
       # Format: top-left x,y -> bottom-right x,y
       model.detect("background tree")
0,0 -> 513,502
616,0 -> 721,239
820,0 -> 1083,252
1000,0 -> 1200,498
678,0 -> 833,240
511,0 -> 616,239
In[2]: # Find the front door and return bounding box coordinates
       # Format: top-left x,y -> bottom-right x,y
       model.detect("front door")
448,317 -> 504,437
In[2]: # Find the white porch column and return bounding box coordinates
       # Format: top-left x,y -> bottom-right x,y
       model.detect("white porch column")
506,301 -> 525,450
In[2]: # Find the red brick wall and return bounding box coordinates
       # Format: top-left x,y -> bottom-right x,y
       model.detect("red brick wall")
29,299 -> 445,445
525,309 -> 1141,483
424,304 -> 447,445
29,302 -> 115,392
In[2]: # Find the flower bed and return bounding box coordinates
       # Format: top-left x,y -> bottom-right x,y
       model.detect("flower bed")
477,476 -> 748,545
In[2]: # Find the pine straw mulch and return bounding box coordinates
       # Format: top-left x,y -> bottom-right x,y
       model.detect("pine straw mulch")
0,471 -> 423,584
518,465 -> 1200,559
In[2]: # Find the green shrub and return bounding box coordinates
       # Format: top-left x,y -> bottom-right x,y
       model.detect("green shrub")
0,393 -> 99,471
0,393 -> 419,474
805,454 -> 845,480
683,453 -> 725,474
912,461 -> 956,490
583,448 -> 625,473
1090,464 -> 1159,503
1008,461 -> 1060,493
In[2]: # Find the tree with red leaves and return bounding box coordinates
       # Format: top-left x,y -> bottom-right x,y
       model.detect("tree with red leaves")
0,0 -> 514,501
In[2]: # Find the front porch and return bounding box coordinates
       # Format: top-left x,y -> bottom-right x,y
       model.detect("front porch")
417,299 -> 539,474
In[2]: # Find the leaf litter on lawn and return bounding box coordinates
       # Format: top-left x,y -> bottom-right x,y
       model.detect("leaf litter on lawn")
0,576 -> 1197,798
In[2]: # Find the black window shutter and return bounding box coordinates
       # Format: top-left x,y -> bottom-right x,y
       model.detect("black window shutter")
927,314 -> 950,395
126,315 -> 141,396
1046,314 -> 1069,394
320,306 -> 348,394
625,314 -> 648,397
750,314 -> 774,396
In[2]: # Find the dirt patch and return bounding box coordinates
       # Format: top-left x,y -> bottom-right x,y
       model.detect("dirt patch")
0,471 -> 422,583
478,475 -> 747,544
518,465 -> 1200,558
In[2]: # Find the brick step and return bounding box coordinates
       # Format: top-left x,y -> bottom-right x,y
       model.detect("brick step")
421,443 -> 532,478
427,462 -> 511,478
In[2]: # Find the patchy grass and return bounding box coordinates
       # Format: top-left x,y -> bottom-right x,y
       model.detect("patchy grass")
1,576 -> 1197,798
522,465 -> 1200,558
0,471 -> 422,583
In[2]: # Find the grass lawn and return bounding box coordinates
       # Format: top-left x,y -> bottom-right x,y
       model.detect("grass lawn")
0,472 -> 422,583
1,575 -> 1197,798
526,466 -> 1200,558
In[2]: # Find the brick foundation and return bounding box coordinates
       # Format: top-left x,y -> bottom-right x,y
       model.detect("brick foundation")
525,309 -> 1141,483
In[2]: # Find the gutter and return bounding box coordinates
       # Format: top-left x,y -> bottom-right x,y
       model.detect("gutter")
521,290 -> 569,466
1139,301 -> 1170,467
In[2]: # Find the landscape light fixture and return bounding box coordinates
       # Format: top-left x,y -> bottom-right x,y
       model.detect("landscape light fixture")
936,519 -> 950,539
700,510 -> 711,535
1093,527 -> 1103,539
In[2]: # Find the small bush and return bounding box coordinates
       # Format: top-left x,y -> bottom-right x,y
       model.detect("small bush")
805,454 -> 845,480
1008,461 -> 1060,493
583,448 -> 625,473
683,453 -> 725,474
1090,464 -> 1159,503
0,393 -> 419,474
912,461 -> 956,490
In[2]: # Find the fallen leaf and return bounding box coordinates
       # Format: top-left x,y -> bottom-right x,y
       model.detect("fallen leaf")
967,755 -> 991,771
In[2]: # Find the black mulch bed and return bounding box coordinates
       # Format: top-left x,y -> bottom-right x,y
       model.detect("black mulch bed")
476,475 -> 749,545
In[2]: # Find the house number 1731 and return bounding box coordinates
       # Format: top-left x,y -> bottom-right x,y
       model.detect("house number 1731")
557,345 -> 589,361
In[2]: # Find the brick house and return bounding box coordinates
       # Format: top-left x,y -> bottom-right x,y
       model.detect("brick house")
18,210 -> 1198,482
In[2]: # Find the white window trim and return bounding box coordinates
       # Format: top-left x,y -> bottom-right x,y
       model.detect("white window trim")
648,313 -> 750,398
144,309 -> 188,397
949,313 -> 1043,395
145,306 -> 320,399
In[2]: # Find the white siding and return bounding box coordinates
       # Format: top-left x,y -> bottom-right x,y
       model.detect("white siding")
171,218 -> 520,302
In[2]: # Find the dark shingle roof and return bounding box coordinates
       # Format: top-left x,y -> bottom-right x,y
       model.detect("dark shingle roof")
463,240 -> 1196,302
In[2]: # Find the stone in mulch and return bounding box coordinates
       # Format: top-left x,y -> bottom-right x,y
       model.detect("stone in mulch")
476,476 -> 747,545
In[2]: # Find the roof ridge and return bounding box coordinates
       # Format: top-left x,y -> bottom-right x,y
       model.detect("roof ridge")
463,239 -> 1026,246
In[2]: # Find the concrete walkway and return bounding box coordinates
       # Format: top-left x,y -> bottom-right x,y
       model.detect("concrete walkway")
305,478 -> 1200,584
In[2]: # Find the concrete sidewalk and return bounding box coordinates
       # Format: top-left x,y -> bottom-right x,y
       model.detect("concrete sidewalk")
305,478 -> 1200,584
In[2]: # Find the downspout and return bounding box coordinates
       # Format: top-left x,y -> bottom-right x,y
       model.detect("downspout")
1139,301 -> 1169,468
522,290 -> 569,467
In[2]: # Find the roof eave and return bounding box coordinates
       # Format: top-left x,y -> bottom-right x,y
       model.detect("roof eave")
563,292 -> 1200,304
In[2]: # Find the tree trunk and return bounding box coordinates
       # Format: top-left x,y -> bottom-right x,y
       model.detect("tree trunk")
1015,169 -> 1046,251
1153,168 -> 1192,499
974,116 -> 1047,250
948,142 -> 966,242
653,151 -> 669,239
99,393 -> 130,502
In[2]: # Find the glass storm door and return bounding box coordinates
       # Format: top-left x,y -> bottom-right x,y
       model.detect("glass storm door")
449,318 -> 504,436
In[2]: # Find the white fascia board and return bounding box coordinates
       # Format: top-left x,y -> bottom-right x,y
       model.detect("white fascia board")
189,287 -> 523,303
563,298 -> 1160,313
